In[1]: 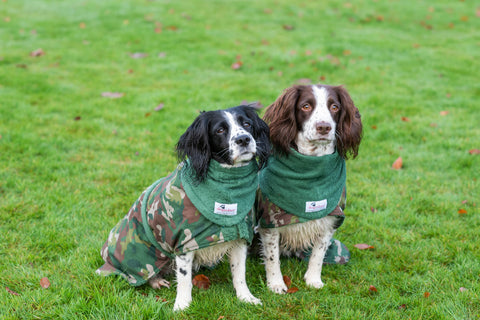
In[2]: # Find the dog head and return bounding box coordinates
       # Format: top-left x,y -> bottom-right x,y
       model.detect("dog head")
176,105 -> 270,181
264,84 -> 362,158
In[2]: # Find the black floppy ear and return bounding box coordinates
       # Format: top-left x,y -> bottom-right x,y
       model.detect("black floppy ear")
176,112 -> 211,181
241,106 -> 271,168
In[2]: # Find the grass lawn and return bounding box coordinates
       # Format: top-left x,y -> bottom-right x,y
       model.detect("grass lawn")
1,0 -> 479,319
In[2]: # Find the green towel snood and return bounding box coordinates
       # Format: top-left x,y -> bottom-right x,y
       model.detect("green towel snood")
181,159 -> 258,227
259,149 -> 346,219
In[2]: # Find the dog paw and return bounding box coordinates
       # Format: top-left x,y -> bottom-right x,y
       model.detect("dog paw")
238,293 -> 262,305
173,298 -> 191,312
148,277 -> 170,289
305,278 -> 324,289
268,282 -> 288,294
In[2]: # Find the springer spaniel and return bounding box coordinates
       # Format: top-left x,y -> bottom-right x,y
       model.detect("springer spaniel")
97,106 -> 269,310
257,84 -> 362,293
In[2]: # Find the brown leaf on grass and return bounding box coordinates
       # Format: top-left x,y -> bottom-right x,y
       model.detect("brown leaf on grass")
460,16 -> 469,22
6,287 -> 20,296
424,291 -> 431,298
398,304 -> 407,310
458,209 -> 467,214
354,244 -> 374,250
145,112 -> 151,118
283,24 -> 294,30
130,52 -> 148,59
469,149 -> 480,155
192,274 -> 211,290
369,285 -> 378,292
166,25 -> 178,31
30,48 -> 45,57
297,78 -> 312,85
401,117 -> 410,122
217,316 -> 225,320
283,275 -> 292,288
40,277 -> 50,289
101,92 -> 124,98
155,295 -> 167,302
371,125 -> 377,130
440,110 -> 449,116
287,287 -> 299,293
79,22 -> 86,29
74,116 -> 81,121
392,157 -> 403,170
231,61 -> 243,70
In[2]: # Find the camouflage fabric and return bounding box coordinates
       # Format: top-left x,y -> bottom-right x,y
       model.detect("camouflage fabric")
96,162 -> 255,286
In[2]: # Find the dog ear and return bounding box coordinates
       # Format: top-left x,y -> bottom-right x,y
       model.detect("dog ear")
240,106 -> 271,168
333,86 -> 363,159
264,86 -> 301,155
176,112 -> 211,181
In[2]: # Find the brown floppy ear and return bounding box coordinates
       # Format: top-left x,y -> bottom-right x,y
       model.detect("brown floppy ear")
264,86 -> 301,155
333,86 -> 363,159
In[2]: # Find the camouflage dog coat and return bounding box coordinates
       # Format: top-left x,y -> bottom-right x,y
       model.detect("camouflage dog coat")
97,160 -> 258,286
257,149 -> 350,264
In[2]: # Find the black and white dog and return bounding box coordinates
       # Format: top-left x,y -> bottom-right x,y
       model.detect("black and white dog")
97,105 -> 269,311
258,84 -> 362,293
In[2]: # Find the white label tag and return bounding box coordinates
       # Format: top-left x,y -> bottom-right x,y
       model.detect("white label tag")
214,202 -> 238,216
305,199 -> 327,213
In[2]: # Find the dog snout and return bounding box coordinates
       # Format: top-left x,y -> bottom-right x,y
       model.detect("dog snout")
234,134 -> 251,147
316,121 -> 332,135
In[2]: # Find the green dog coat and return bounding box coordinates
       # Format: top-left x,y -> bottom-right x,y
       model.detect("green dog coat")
96,160 -> 258,286
256,149 -> 350,264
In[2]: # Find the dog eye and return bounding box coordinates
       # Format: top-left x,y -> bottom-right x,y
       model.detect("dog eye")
243,122 -> 251,128
216,127 -> 225,134
331,104 -> 339,112
301,104 -> 312,111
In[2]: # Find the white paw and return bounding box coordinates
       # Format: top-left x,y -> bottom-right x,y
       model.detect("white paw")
238,293 -> 262,305
268,282 -> 288,294
305,277 -> 324,289
173,298 -> 191,312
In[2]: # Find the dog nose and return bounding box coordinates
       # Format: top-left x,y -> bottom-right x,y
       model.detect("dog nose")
316,121 -> 332,135
234,135 -> 251,147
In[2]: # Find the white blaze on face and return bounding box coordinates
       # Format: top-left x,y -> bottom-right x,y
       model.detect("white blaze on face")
296,86 -> 337,156
224,111 -> 256,164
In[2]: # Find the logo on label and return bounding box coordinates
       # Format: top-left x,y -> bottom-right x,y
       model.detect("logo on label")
214,202 -> 238,216
305,199 -> 327,213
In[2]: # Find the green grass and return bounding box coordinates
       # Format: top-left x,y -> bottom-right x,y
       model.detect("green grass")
1,0 -> 479,318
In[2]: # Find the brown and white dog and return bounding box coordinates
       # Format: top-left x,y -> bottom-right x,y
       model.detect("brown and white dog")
258,84 -> 362,293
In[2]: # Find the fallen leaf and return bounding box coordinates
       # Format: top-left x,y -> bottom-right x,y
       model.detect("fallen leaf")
343,49 -> 352,56
79,22 -> 86,29
297,78 -> 312,85
155,103 -> 164,111
30,48 -> 45,57
424,291 -> 431,298
283,275 -> 292,288
319,75 -> 326,81
287,287 -> 299,293
192,274 -> 211,290
469,149 -> 480,155
398,304 -> 407,310
458,209 -> 467,214
283,24 -> 294,30
370,207 -> 377,213
40,277 -> 50,289
145,112 -> 151,117
217,316 -> 225,320
130,52 -> 148,59
369,285 -> 378,292
354,243 -> 374,250
74,116 -> 81,121
392,157 -> 403,170
6,287 -> 20,296
440,110 -> 449,116
371,125 -> 377,130
101,92 -> 124,98
166,25 -> 178,31
155,295 -> 167,302
231,61 -> 243,70
401,117 -> 410,122
430,123 -> 438,127
460,16 -> 469,22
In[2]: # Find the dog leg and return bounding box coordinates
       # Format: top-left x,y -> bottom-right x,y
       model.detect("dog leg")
304,232 -> 333,289
259,228 -> 287,294
229,243 -> 262,305
173,252 -> 194,311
